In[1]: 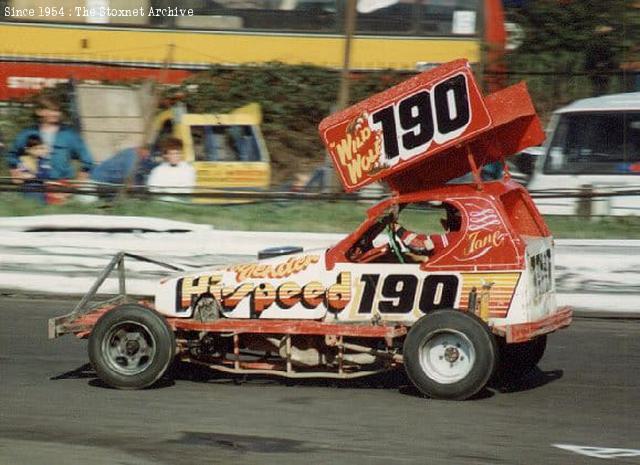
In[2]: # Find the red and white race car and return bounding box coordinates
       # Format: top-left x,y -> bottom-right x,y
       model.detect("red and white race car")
49,60 -> 571,400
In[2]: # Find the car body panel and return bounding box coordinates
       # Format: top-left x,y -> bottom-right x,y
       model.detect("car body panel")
154,180 -> 558,334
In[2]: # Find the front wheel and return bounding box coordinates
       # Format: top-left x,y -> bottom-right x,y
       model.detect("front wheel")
89,304 -> 175,389
403,309 -> 498,400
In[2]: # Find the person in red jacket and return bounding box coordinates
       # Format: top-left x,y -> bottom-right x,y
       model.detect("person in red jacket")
394,204 -> 461,259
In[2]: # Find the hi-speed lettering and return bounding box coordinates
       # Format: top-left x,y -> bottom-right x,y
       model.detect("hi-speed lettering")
177,272 -> 352,317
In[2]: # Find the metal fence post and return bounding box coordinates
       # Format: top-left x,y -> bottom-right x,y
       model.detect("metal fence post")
576,184 -> 593,218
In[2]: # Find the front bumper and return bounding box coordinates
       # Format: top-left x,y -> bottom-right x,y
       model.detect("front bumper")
492,306 -> 573,343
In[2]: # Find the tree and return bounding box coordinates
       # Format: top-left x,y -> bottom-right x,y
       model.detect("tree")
507,0 -> 638,96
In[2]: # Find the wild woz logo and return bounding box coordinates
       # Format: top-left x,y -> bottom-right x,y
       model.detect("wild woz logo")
329,112 -> 383,185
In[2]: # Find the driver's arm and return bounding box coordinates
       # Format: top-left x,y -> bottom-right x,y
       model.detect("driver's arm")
394,224 -> 435,255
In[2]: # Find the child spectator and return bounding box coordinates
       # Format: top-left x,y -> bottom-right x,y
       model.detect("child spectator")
147,137 -> 195,201
16,135 -> 50,179
15,135 -> 52,203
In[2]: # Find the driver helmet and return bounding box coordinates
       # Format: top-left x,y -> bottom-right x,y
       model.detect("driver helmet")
441,204 -> 462,232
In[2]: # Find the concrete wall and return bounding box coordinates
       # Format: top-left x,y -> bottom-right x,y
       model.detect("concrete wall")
76,84 -> 148,162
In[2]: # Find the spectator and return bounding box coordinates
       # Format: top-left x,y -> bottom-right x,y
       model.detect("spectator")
0,129 -> 5,158
449,160 -> 504,184
147,137 -> 196,200
15,135 -> 52,203
290,173 -> 312,192
480,160 -> 504,181
91,146 -> 154,186
6,96 -> 94,185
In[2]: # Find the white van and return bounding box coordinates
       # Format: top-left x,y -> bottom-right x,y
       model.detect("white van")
527,92 -> 640,216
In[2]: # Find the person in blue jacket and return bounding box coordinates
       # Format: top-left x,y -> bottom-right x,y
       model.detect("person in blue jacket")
449,160 -> 504,184
91,146 -> 154,186
6,96 -> 93,184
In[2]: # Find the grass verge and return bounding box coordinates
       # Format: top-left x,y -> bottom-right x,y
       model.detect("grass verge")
0,193 -> 638,239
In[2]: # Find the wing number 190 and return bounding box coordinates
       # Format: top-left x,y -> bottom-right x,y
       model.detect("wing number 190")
370,73 -> 471,161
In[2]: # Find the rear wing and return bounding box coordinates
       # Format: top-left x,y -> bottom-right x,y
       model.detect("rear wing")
319,59 -> 544,194
48,252 -> 182,339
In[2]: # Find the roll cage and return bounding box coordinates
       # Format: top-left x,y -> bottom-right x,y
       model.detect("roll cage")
326,180 -> 541,271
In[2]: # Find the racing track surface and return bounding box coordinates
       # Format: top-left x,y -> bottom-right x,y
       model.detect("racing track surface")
1,297 -> 639,465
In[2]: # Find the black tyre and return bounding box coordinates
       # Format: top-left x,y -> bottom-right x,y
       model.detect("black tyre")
495,335 -> 547,381
403,309 -> 498,400
89,304 -> 175,389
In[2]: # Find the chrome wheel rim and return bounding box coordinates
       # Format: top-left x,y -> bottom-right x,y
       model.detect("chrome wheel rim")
418,329 -> 475,384
102,321 -> 156,376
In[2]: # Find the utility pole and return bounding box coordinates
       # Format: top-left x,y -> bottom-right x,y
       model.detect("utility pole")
118,43 -> 175,201
324,0 -> 357,193
337,0 -> 357,110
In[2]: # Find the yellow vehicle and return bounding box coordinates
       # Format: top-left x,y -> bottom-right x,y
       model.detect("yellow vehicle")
151,103 -> 271,200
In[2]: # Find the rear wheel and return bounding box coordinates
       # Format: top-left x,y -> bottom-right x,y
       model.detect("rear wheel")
496,335 -> 547,381
89,304 -> 175,389
403,309 -> 498,400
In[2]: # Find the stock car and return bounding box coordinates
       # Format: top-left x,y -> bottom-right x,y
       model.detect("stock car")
49,60 -> 572,400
